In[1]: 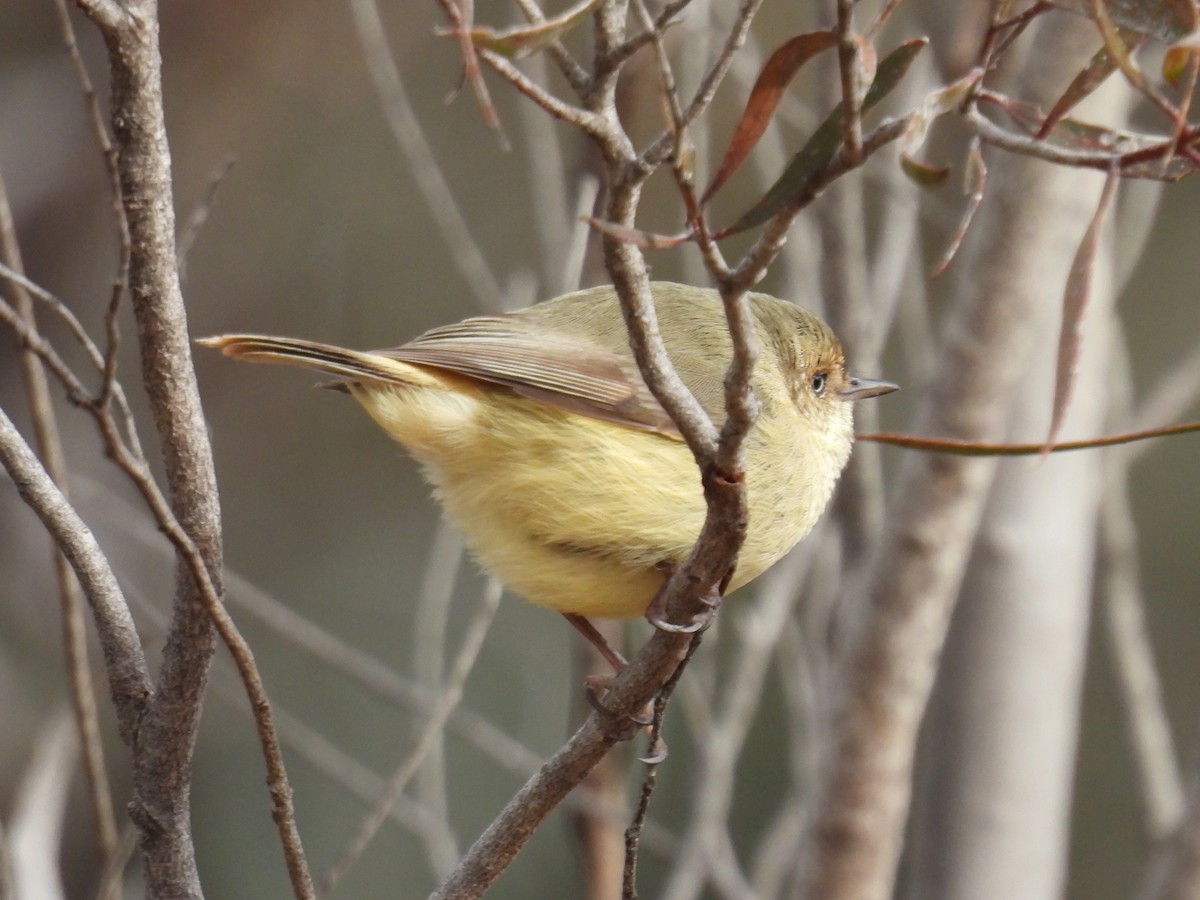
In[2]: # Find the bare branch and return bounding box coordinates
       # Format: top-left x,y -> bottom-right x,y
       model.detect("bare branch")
70,0 -> 312,893
350,0 -> 508,311
0,408 -> 150,743
0,165 -> 120,890
509,0 -> 592,94
962,102 -> 1175,172
835,0 -> 864,164
319,579 -> 502,895
479,49 -> 605,133
643,0 -> 766,167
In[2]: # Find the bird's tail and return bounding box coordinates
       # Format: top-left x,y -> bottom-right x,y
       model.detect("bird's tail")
198,335 -> 438,388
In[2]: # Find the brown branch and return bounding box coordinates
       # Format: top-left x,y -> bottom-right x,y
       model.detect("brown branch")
68,0 -> 313,894
509,0 -> 592,95
432,626 -> 696,898
642,0 -> 766,168
630,0 -> 730,282
835,0 -> 864,164
962,102 -> 1165,171
622,634 -> 699,896
858,419 -> 1200,455
478,48 -> 605,133
0,409 -> 151,744
431,1 -> 782,891
606,0 -> 695,69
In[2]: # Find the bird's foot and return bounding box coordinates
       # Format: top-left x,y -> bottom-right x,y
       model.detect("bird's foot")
644,574 -> 722,635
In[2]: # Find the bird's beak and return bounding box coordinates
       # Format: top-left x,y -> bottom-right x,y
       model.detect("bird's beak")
840,376 -> 899,401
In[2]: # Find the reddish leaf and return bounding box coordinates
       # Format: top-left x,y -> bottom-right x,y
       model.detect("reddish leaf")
1044,169 -> 1120,454
854,33 -> 879,88
701,31 -> 838,204
932,139 -> 987,277
716,38 -> 927,237
1037,31 -> 1144,139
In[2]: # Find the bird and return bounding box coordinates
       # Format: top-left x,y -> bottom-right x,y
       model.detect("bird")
200,282 -> 896,665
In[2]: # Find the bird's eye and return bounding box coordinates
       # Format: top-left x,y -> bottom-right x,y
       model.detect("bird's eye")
811,372 -> 828,397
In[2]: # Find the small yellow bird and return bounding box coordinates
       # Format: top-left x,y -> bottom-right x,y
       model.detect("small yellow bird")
201,282 -> 894,654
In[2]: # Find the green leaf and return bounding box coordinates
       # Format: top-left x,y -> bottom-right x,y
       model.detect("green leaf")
702,31 -> 838,204
718,38 -> 927,237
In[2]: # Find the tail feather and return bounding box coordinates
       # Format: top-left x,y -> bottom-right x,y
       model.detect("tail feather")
198,335 -> 432,387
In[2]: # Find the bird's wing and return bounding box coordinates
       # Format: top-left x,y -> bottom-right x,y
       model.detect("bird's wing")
381,315 -> 684,438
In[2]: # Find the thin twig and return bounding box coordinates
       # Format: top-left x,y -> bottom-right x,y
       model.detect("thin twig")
643,0 -> 766,167
321,579 -> 502,895
412,521 -> 468,877
479,48 -> 605,133
68,0 -> 314,892
835,0 -> 864,164
176,155 -> 235,286
0,261 -> 142,453
859,419 -> 1200,455
0,409 -> 151,743
53,0 -> 131,416
659,563 -> 811,900
350,0 -> 508,311
962,103 -> 1165,171
0,165 -> 120,894
509,0 -> 592,94
623,635 -> 701,899
607,0 -> 696,70
631,0 -> 729,282
1098,460 -> 1184,839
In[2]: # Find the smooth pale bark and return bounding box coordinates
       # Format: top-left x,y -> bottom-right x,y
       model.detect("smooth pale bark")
906,21 -> 1124,900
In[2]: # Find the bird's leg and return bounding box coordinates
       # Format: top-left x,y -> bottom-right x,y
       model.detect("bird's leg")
563,612 -> 628,672
644,561 -> 728,634
563,613 -> 655,730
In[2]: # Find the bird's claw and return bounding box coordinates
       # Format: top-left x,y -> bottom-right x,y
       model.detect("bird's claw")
644,583 -> 721,635
585,674 -> 654,729
638,736 -> 669,764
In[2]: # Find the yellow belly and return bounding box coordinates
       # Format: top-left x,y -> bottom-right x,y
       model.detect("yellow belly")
352,378 -> 845,618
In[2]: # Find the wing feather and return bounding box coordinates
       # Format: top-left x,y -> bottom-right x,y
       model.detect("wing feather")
382,314 -> 682,437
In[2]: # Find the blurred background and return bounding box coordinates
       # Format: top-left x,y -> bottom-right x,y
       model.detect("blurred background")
2,1 -> 1199,897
